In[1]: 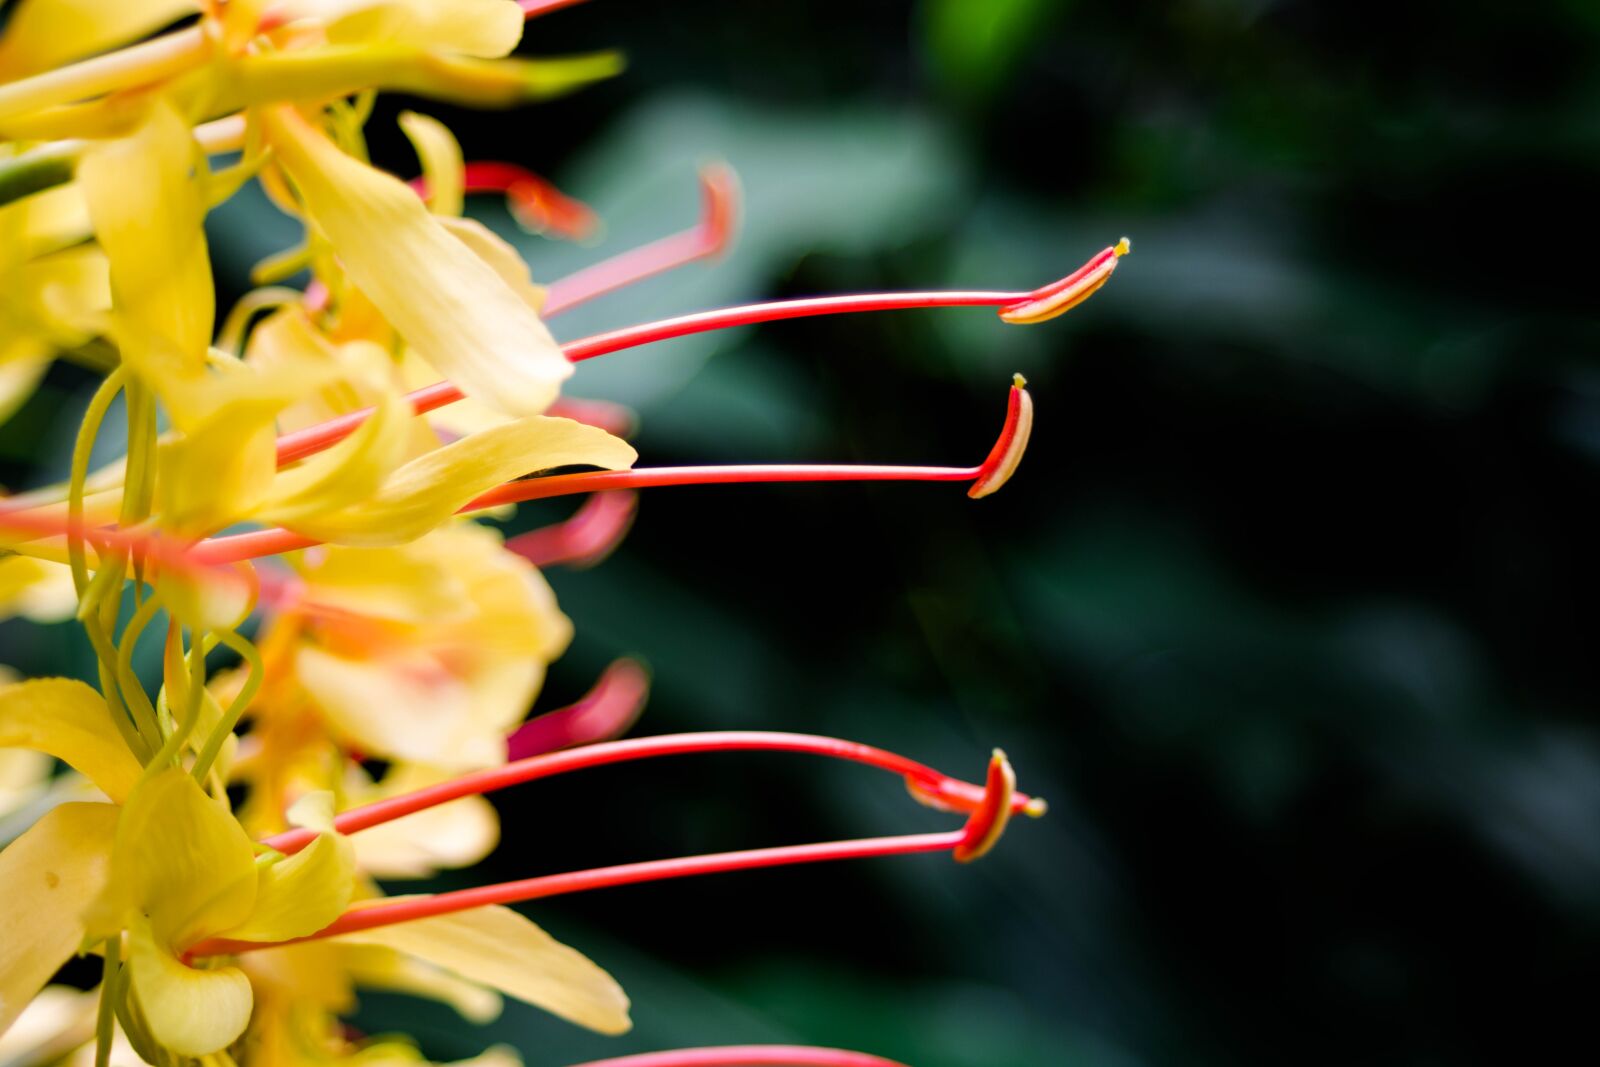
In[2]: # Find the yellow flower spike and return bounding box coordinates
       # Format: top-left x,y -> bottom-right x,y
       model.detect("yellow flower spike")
77,101 -> 214,417
400,110 -> 465,217
272,414 -> 637,546
334,901 -> 632,1035
0,678 -> 143,803
0,802 -> 119,1038
262,105 -> 573,418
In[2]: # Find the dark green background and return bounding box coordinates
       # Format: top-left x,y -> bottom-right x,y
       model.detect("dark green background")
6,1 -> 1599,1064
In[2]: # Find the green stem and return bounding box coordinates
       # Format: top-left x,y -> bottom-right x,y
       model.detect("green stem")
113,593 -> 164,746
92,936 -> 120,1067
191,627 -> 261,784
68,369 -> 126,598
138,625 -> 208,784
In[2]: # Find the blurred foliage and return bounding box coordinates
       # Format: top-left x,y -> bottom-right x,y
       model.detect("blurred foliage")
5,1 -> 1599,1065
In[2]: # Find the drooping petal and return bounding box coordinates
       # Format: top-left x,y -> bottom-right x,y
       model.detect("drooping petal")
77,100 -> 213,423
280,415 -> 637,547
339,942 -> 502,1022
400,110 -> 464,217
98,770 -> 257,949
335,903 -> 631,1035
263,106 -> 569,418
0,678 -> 142,803
126,913 -> 254,1057
0,802 -> 118,1038
217,831 -> 355,943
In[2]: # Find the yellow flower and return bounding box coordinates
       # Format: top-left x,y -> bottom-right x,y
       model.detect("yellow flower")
265,521 -> 574,770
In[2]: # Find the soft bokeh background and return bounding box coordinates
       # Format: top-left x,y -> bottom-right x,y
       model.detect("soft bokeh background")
6,1 -> 1600,1064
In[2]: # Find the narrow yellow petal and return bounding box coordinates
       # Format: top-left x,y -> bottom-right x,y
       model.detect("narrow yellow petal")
217,831 -> 355,943
263,106 -> 569,418
281,415 -> 637,547
336,904 -> 631,1035
77,100 -> 213,415
0,678 -> 142,803
400,110 -> 465,217
0,802 -> 118,1038
126,913 -> 253,1057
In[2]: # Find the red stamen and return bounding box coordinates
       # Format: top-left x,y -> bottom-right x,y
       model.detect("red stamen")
556,1047 -> 908,1067
272,245 -> 1113,468
520,0 -> 592,18
202,377 -> 1032,566
967,375 -> 1033,499
998,237 -> 1130,325
194,749 -> 1029,955
260,730 -> 1041,856
542,164 -> 739,315
505,490 -> 638,569
195,830 -> 963,955
505,657 -> 650,759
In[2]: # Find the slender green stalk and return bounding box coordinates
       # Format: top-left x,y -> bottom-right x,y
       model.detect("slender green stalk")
191,627 -> 261,784
92,936 -> 120,1067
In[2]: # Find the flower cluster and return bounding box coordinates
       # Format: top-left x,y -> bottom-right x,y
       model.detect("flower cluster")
0,3 -> 1125,1066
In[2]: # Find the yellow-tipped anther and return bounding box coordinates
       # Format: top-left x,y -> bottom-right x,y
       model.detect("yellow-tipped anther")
1115,236 -> 1132,256
1012,372 -> 1028,389
997,240 -> 1127,326
953,749 -> 1017,864
1023,797 -> 1049,818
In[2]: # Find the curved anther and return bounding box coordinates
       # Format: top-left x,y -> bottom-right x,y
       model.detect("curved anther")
968,374 -> 1034,499
952,749 -> 1018,863
998,237 -> 1130,325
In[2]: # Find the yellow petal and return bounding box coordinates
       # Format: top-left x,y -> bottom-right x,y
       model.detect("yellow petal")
0,0 -> 199,79
295,644 -> 523,769
0,984 -> 97,1067
400,110 -> 464,217
0,555 -> 76,623
0,802 -> 118,1038
281,415 -> 637,547
336,904 -> 630,1035
263,106 -> 568,418
437,216 -> 546,313
126,913 -> 253,1057
0,678 -> 142,803
102,770 -> 257,949
286,0 -> 525,58
339,943 -> 502,1022
217,831 -> 354,943
77,101 -> 213,415
351,776 -> 499,878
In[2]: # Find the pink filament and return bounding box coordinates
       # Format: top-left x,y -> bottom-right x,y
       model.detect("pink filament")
505,657 -> 650,759
556,1047 -> 908,1067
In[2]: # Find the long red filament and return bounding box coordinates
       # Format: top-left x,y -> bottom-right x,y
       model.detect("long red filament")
519,0 -> 592,18
194,831 -> 964,955
506,490 -> 639,568
542,164 -> 738,315
505,657 -> 650,759
189,462 -> 980,565
274,282 -> 1041,467
557,1047 -> 907,1067
260,730 -> 1038,856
